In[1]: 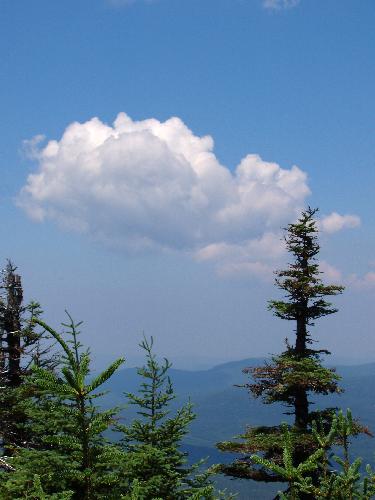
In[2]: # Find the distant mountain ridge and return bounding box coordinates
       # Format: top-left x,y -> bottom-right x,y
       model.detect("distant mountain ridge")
104,357 -> 375,447
103,358 -> 375,499
105,356 -> 375,399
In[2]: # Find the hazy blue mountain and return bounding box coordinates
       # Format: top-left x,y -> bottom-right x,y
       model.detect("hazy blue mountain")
104,357 -> 265,398
103,358 -> 375,499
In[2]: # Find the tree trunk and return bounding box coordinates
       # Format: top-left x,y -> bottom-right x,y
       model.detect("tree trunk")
294,387 -> 309,431
294,310 -> 309,431
4,271 -> 23,389
1,267 -> 23,456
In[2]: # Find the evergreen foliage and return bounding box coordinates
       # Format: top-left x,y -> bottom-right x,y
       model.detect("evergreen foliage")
0,314 -> 125,499
117,336 -> 222,499
217,208 -> 347,488
0,317 -> 228,499
250,410 -> 375,499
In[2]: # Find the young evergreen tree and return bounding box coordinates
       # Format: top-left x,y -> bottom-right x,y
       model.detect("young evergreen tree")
0,314 -> 125,499
117,336 -> 219,499
217,207 -> 345,487
250,410 -> 375,499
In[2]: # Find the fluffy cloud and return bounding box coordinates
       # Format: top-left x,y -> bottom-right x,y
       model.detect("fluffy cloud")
319,261 -> 343,284
195,232 -> 285,280
18,112 -> 358,281
348,271 -> 375,291
320,212 -> 361,234
262,0 -> 300,10
19,113 -> 310,255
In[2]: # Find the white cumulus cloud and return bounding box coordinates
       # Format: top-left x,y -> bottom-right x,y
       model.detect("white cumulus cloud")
18,113 -> 365,282
262,0 -> 300,11
195,232 -> 285,280
18,112 -> 311,265
18,113 -> 311,278
320,212 -> 361,234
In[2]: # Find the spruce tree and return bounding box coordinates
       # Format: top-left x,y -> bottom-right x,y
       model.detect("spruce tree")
217,207 -> 345,486
117,336 -> 218,499
250,409 -> 375,499
0,314 -> 125,499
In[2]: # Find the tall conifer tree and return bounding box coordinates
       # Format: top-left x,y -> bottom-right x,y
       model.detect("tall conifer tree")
218,207 -> 344,485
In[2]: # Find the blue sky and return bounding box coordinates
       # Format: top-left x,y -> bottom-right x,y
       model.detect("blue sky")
1,0 -> 374,368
